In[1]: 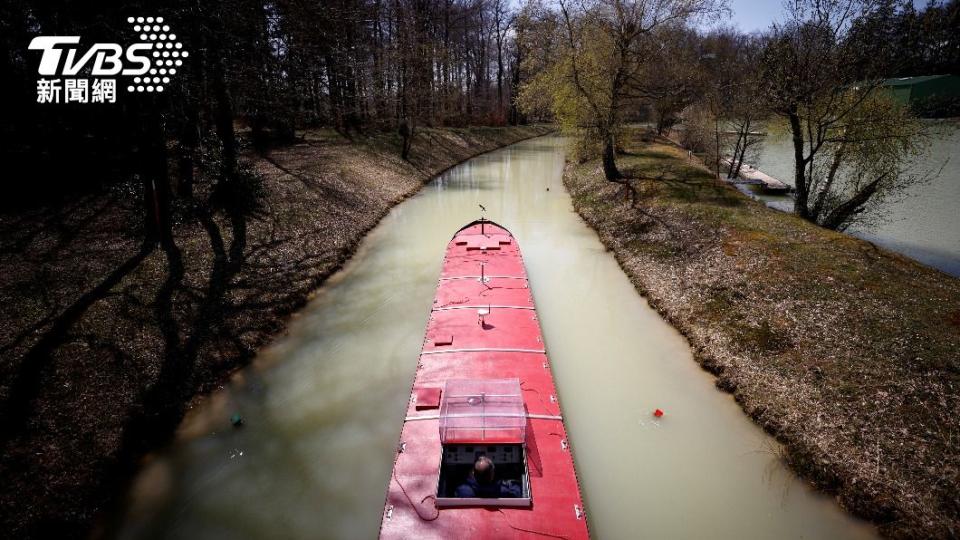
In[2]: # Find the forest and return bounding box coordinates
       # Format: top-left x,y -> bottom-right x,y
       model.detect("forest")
0,0 -> 960,234
1,0 -> 530,245
0,0 -> 956,234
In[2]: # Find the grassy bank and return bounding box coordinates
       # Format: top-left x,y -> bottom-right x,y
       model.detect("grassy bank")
564,129 -> 960,538
0,124 -> 551,538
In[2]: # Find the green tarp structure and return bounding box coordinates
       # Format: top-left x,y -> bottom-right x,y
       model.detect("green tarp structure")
879,75 -> 960,105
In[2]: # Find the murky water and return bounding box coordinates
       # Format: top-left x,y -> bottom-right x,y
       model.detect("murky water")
751,120 -> 960,276
112,136 -> 876,539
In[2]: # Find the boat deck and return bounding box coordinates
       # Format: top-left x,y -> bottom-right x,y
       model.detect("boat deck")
379,220 -> 590,539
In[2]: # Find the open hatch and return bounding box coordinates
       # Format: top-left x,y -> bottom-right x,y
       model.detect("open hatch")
435,378 -> 531,508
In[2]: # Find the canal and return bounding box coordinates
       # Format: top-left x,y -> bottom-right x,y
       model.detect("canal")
110,136 -> 876,539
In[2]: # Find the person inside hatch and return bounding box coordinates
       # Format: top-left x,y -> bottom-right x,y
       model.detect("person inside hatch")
455,455 -> 521,498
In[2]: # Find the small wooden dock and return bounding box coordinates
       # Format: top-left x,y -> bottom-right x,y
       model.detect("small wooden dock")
722,158 -> 791,192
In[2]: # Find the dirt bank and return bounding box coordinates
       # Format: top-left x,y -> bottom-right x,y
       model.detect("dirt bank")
0,125 -> 551,538
563,129 -> 960,538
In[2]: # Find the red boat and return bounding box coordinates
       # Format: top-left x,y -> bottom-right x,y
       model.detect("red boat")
380,219 -> 590,539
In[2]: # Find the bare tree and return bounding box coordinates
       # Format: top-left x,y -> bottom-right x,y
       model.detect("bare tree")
521,0 -> 724,181
760,0 -> 929,230
700,29 -> 768,179
637,26 -> 705,136
492,0 -> 514,117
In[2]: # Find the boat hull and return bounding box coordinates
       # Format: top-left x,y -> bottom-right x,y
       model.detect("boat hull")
379,220 -> 590,539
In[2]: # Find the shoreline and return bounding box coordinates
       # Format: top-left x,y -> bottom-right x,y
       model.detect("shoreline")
0,124 -> 552,538
665,122 -> 960,279
563,128 -> 960,538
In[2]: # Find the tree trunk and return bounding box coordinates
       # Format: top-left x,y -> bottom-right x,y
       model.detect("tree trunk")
733,125 -> 749,178
788,109 -> 810,219
713,114 -> 721,177
602,131 -> 620,180
509,46 -> 522,125
732,124 -> 747,180
732,119 -> 751,179
811,144 -> 846,221
142,112 -> 172,248
212,57 -> 236,184
176,105 -> 198,198
143,175 -> 160,245
820,176 -> 883,231
399,119 -> 413,160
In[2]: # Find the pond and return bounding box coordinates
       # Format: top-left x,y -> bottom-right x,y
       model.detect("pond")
750,120 -> 960,276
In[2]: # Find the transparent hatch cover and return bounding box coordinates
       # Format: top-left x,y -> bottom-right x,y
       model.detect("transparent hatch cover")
439,378 -> 526,444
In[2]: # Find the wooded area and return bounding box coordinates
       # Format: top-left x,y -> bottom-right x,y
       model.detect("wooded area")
518,0 -> 959,231
2,0 -> 957,234
1,0 -> 535,245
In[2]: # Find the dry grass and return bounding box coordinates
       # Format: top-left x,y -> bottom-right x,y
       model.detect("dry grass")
564,128 -> 960,538
0,124 -> 551,539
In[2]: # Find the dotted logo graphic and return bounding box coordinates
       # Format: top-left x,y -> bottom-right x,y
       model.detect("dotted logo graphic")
125,16 -> 188,93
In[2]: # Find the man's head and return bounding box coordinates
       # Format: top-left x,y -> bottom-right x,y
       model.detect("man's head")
474,455 -> 495,484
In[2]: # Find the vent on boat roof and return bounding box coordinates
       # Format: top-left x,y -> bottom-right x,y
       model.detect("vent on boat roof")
455,234 -> 511,248
414,386 -> 442,410
439,379 -> 525,444
466,240 -> 501,251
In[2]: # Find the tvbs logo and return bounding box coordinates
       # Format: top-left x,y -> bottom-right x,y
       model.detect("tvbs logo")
29,16 -> 189,104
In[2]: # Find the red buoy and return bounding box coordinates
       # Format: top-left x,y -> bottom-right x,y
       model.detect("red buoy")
653,408 -> 664,418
